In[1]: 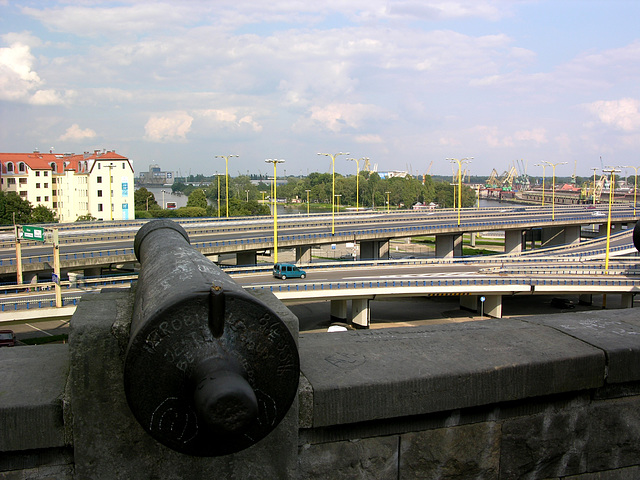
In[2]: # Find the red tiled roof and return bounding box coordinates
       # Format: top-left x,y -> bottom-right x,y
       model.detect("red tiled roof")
0,150 -> 129,173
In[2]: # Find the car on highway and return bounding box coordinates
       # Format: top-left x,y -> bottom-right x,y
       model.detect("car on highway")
0,330 -> 16,347
273,263 -> 306,280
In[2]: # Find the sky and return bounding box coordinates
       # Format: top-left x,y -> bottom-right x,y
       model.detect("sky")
1,1 -> 640,179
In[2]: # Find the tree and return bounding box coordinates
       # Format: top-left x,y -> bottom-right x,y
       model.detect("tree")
134,188 -> 158,211
31,205 -> 57,223
0,191 -> 32,225
76,214 -> 98,222
187,189 -> 208,209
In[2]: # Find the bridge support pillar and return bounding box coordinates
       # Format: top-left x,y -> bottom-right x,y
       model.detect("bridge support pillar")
296,245 -> 312,264
23,271 -> 38,285
460,295 -> 478,312
504,230 -> 525,254
484,295 -> 503,319
330,299 -> 348,323
621,293 -> 634,309
435,234 -> 462,258
565,225 -> 581,245
360,239 -> 389,260
470,232 -> 476,247
351,298 -> 370,329
541,227 -> 566,247
236,250 -> 257,266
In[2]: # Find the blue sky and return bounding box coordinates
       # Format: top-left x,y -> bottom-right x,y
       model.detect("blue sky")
1,1 -> 639,179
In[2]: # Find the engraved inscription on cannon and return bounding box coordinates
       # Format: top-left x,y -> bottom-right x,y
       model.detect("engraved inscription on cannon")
124,219 -> 299,456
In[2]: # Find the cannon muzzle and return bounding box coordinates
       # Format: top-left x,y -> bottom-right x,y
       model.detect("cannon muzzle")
124,219 -> 299,456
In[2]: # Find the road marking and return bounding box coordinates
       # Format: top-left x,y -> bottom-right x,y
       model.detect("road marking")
344,272 -> 485,280
25,323 -> 54,336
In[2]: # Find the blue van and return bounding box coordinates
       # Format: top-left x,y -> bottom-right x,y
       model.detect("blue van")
273,263 -> 306,280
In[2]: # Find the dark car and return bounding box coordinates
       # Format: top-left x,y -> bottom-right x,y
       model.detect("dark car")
550,298 -> 575,309
0,330 -> 16,347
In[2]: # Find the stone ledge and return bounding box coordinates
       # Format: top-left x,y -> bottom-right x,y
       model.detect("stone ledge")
0,344 -> 69,452
299,317 -> 607,427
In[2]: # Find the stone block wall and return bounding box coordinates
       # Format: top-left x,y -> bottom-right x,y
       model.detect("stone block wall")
2,290 -> 640,479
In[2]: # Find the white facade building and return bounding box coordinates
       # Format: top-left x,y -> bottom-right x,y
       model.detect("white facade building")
0,149 -> 135,222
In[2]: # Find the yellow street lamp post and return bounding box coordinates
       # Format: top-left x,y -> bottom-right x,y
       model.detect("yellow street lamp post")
534,163 -> 547,206
447,157 -> 473,226
265,159 -> 285,263
215,154 -> 238,217
347,157 -> 366,212
591,167 -> 598,205
318,152 -> 349,235
542,161 -> 567,220
385,191 -> 391,212
621,165 -> 638,216
335,194 -> 341,213
602,167 -> 620,274
305,189 -> 310,216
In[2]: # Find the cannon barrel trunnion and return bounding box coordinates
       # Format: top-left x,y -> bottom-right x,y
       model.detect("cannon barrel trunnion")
124,219 -> 299,456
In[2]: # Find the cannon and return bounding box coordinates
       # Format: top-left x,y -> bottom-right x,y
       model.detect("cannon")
124,219 -> 299,456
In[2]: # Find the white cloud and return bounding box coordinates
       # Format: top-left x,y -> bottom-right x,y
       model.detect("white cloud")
0,37 -> 70,105
514,128 -> 547,144
354,134 -> 383,143
309,103 -> 389,132
144,112 -> 193,142
59,124 -> 97,141
586,98 -> 640,132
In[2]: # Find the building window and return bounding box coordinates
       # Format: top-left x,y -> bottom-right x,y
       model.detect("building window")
36,183 -> 41,188
36,196 -> 41,201
53,202 -> 57,208
36,171 -> 40,177
18,162 -> 26,173
44,196 -> 49,201
97,176 -> 102,183
8,178 -> 15,185
44,171 -> 48,176
97,190 -> 102,197
6,163 -> 13,173
44,183 -> 48,188
52,178 -> 56,184
52,190 -> 57,196
19,191 -> 27,197
98,204 -> 103,212
19,178 -> 27,184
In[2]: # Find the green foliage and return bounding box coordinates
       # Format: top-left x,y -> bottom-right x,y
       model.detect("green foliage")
75,214 -> 98,222
134,187 -> 159,211
0,190 -> 58,225
187,189 -> 207,209
175,207 -> 207,217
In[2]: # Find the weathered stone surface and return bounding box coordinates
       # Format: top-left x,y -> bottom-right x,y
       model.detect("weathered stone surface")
525,309 -> 640,384
500,396 -> 591,479
400,422 -> 500,480
0,344 -> 69,452
298,435 -> 398,479
299,319 -> 605,427
561,465 -> 640,479
70,288 -> 299,480
585,395 -> 640,473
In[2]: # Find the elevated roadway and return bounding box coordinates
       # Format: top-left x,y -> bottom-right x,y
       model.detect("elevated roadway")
0,204 -> 637,278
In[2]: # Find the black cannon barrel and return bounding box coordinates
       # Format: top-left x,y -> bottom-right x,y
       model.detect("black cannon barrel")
124,219 -> 299,456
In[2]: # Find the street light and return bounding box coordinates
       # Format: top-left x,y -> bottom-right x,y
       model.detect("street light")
265,159 -> 285,263
214,173 -> 224,217
621,165 -> 638,216
318,152 -> 349,235
385,191 -> 391,212
245,189 -> 249,202
534,163 -> 547,206
541,161 -> 567,220
215,154 -> 238,217
305,189 -> 310,216
335,194 -> 342,213
145,194 -> 152,211
602,167 -> 620,275
591,167 -> 599,205
347,157 -> 366,212
447,157 -> 473,226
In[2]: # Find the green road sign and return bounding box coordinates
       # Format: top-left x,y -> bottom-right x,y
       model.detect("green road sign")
22,225 -> 45,242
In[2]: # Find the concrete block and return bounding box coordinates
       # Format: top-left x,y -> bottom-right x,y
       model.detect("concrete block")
299,319 -> 605,427
298,435 -> 398,479
0,344 -> 69,452
400,421 -> 500,479
524,309 -> 640,384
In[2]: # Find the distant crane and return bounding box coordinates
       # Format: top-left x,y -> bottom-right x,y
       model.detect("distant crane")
422,161 -> 434,184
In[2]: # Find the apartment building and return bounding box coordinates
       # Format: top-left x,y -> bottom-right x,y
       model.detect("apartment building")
0,149 -> 135,222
